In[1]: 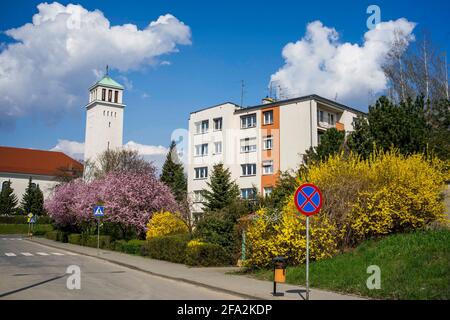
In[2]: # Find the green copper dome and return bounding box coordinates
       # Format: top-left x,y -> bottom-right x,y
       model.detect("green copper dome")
91,75 -> 124,90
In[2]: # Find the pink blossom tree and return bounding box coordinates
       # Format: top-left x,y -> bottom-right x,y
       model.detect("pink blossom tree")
45,167 -> 180,238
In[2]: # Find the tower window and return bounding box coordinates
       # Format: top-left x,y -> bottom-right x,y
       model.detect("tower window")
103,110 -> 105,116
114,91 -> 118,103
109,122 -> 111,127
115,112 -> 116,117
102,89 -> 106,101
108,90 -> 112,102
107,141 -> 110,149
107,111 -> 109,116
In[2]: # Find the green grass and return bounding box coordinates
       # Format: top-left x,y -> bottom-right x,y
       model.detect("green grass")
248,229 -> 450,299
0,224 -> 53,235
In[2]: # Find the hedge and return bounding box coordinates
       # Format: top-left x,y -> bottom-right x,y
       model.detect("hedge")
0,215 -> 53,224
185,241 -> 233,267
66,233 -> 111,249
0,224 -> 53,235
141,233 -> 191,263
45,230 -> 67,242
113,239 -> 146,254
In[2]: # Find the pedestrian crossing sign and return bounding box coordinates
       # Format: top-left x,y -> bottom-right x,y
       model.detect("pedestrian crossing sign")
93,205 -> 105,217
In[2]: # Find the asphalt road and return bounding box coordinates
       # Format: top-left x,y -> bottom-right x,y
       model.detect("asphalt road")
0,235 -> 241,300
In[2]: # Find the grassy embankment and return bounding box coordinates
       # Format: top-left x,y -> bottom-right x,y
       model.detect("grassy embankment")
247,229 -> 450,299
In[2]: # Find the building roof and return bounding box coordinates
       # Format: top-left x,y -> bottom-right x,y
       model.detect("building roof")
189,94 -> 367,116
0,146 -> 83,177
234,94 -> 366,115
90,75 -> 124,90
189,102 -> 240,115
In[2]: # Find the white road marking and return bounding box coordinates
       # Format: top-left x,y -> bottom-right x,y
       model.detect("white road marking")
50,252 -> 64,256
64,252 -> 78,256
21,252 -> 33,256
5,253 -> 16,257
36,252 -> 50,256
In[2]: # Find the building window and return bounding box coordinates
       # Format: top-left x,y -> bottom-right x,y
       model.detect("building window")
114,91 -> 118,103
318,110 -> 324,122
109,122 -> 111,128
193,190 -> 205,203
263,135 -> 273,150
262,160 -> 274,175
103,110 -> 105,116
263,110 -> 273,125
107,141 -> 110,149
241,163 -> 257,176
195,120 -> 209,134
214,141 -> 222,154
318,132 -> 324,144
328,113 -> 335,125
108,90 -> 112,102
263,187 -> 273,197
194,167 -> 208,179
241,114 -> 257,129
195,143 -> 208,157
115,112 -> 117,118
240,137 -> 257,153
241,188 -> 256,200
213,117 -> 223,131
107,111 -> 109,116
102,89 -> 106,101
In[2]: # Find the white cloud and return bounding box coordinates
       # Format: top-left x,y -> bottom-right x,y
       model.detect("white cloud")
123,140 -> 168,156
51,139 -> 85,159
270,19 -> 416,108
0,2 -> 191,128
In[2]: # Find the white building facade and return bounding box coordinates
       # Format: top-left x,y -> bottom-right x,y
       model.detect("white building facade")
84,74 -> 125,169
187,95 -> 364,214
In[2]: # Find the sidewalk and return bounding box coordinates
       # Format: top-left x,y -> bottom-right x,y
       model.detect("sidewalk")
27,237 -> 366,300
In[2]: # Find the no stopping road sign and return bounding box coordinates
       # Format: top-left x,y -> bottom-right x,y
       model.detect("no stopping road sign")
294,183 -> 323,216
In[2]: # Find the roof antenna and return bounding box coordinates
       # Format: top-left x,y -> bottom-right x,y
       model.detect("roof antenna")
334,92 -> 338,101
105,65 -> 109,76
240,80 -> 245,107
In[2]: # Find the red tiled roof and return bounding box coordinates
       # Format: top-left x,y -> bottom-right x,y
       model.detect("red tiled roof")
0,146 -> 83,177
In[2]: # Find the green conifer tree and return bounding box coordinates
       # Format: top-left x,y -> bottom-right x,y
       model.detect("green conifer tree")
202,163 -> 240,212
0,180 -> 18,215
160,141 -> 187,203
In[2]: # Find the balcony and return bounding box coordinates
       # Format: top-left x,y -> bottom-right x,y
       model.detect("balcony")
317,121 -> 345,131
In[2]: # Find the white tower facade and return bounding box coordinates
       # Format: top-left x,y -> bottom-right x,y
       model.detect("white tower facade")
84,73 -> 125,167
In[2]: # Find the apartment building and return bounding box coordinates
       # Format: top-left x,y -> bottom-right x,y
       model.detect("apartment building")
187,94 -> 364,214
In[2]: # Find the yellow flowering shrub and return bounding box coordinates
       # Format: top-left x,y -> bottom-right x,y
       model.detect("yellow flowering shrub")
246,150 -> 447,267
146,211 -> 188,240
350,152 -> 446,240
245,207 -> 339,267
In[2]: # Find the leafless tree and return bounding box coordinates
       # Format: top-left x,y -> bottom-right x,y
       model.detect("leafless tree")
85,148 -> 154,180
383,30 -> 449,104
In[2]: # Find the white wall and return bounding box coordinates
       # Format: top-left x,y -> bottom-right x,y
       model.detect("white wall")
188,103 -> 239,212
0,172 -> 59,203
279,100 -> 317,171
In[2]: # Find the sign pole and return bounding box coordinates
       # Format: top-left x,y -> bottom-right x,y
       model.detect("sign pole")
97,218 -> 100,256
306,216 -> 310,300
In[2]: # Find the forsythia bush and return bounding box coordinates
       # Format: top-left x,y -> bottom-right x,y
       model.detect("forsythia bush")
146,211 -> 188,240
245,208 -> 339,267
350,152 -> 446,240
246,150 -> 447,267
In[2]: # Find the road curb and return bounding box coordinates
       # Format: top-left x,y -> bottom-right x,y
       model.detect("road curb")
25,238 -> 263,300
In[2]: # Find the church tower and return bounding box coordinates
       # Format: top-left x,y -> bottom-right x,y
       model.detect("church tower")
84,67 -> 125,167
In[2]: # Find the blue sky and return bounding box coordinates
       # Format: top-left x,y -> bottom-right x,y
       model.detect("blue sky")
0,0 -> 449,163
